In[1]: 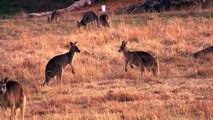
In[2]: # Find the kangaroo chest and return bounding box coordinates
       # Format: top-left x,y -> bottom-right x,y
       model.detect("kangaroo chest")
68,53 -> 75,64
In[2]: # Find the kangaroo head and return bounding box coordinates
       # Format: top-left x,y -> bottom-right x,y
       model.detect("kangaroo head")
52,11 -> 59,18
70,42 -> 80,53
0,77 -> 8,94
52,10 -> 57,15
119,41 -> 127,52
47,16 -> 51,23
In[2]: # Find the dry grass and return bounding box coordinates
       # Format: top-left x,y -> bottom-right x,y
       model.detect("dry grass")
0,4 -> 213,120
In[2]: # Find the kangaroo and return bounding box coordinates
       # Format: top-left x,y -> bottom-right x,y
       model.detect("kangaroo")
0,77 -> 26,120
200,0 -> 207,9
44,42 -> 80,85
99,13 -> 111,27
193,46 -> 213,58
118,41 -> 159,78
77,11 -> 99,28
159,0 -> 171,11
47,10 -> 63,23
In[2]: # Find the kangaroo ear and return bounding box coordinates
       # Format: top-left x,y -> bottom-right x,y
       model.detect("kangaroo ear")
122,41 -> 125,44
122,40 -> 127,45
74,42 -> 77,45
124,41 -> 127,45
3,77 -> 8,83
70,42 -> 74,46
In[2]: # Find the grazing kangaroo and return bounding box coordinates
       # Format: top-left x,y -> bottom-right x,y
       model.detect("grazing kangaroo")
44,42 -> 80,85
77,11 -> 99,28
99,13 -> 111,27
119,41 -> 159,78
0,77 -> 26,120
47,10 -> 63,23
200,0 -> 206,9
193,46 -> 213,58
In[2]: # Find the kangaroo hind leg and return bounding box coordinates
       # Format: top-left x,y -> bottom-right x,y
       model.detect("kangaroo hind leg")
140,64 -> 146,79
152,64 -> 159,77
20,96 -> 26,120
10,103 -> 16,120
56,68 -> 63,83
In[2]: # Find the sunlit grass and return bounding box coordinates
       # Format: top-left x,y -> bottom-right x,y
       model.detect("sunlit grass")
0,6 -> 213,120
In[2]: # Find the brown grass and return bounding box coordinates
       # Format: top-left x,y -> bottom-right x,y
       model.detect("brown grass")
0,3 -> 213,120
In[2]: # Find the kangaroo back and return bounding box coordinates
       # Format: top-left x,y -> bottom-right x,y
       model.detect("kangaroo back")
135,51 -> 158,76
78,11 -> 99,27
99,13 -> 110,27
193,46 -> 213,58
47,10 -> 62,23
136,51 -> 157,67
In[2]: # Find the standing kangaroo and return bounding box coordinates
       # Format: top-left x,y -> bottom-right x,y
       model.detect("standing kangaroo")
119,41 -> 159,78
47,10 -> 63,23
77,11 -> 99,28
0,77 -> 26,120
99,13 -> 111,27
44,42 -> 80,85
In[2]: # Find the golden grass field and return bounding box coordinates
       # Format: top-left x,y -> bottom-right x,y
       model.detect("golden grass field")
0,1 -> 213,119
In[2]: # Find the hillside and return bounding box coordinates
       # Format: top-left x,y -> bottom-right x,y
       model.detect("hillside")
0,0 -> 213,119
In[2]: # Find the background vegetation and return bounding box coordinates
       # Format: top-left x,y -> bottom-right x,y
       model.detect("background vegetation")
0,0 -> 110,18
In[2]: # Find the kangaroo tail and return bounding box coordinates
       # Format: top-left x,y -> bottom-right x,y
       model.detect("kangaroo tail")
156,54 -> 160,76
95,15 -> 100,27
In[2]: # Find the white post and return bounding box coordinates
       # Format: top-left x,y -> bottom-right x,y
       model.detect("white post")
101,5 -> 106,12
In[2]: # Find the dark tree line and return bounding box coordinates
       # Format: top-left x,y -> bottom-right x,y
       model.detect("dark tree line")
0,0 -> 107,18
125,0 -> 209,14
